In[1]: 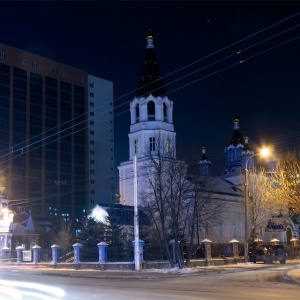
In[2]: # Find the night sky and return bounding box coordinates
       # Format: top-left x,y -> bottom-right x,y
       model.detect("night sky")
1,1 -> 300,176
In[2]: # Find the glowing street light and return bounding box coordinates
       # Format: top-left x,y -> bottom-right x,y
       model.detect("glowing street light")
244,147 -> 271,264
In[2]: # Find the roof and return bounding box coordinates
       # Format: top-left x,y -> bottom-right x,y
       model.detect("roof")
189,174 -> 244,197
106,204 -> 151,226
136,29 -> 166,97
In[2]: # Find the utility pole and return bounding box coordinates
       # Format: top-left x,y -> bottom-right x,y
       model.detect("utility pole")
133,155 -> 140,271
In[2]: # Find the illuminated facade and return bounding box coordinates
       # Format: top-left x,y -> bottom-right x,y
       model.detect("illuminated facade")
0,43 -> 114,222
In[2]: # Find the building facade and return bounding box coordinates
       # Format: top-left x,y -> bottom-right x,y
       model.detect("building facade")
0,43 -> 114,222
118,31 -> 300,245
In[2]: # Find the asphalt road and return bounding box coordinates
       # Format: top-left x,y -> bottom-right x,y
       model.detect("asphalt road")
1,264 -> 300,300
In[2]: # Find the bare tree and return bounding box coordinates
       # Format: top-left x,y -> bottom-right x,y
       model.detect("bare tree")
54,219 -> 76,261
140,134 -> 223,267
275,151 -> 300,217
246,169 -> 286,242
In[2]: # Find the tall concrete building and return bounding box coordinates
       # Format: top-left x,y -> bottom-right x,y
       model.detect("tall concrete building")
0,43 -> 114,222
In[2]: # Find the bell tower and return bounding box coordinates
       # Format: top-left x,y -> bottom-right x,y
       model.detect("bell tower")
118,30 -> 176,206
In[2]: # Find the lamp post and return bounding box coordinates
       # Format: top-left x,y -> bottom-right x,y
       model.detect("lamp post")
244,148 -> 270,264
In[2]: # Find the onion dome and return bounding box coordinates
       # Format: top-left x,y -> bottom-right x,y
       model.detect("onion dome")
229,114 -> 245,146
243,133 -> 251,151
136,29 -> 166,97
199,145 -> 211,176
199,145 -> 210,162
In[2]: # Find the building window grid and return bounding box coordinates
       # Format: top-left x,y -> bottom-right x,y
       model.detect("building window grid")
0,52 -> 6,58
149,137 -> 156,152
134,139 -> 139,154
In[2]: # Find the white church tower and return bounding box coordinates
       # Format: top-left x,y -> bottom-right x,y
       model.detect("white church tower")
118,30 -> 176,206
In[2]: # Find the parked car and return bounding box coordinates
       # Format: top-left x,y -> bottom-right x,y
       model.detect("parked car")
249,244 -> 287,264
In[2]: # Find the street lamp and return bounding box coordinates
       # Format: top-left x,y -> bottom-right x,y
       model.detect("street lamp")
244,147 -> 271,264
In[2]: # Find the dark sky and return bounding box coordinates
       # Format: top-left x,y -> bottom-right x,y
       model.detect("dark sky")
1,1 -> 300,176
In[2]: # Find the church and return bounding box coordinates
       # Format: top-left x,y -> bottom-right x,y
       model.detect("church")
118,30 -> 299,245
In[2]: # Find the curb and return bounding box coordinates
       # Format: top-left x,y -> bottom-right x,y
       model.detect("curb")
284,274 -> 300,284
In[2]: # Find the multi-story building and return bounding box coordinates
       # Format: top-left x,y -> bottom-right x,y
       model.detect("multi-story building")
0,43 -> 114,223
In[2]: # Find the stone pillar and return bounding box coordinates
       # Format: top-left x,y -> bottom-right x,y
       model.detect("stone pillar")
168,239 -> 176,264
97,242 -> 108,263
51,244 -> 61,264
32,245 -> 41,264
73,243 -> 83,264
1,246 -> 9,260
229,239 -> 239,263
201,239 -> 213,267
132,239 -> 144,263
16,246 -> 23,264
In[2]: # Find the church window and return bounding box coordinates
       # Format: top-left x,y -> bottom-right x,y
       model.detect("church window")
233,224 -> 237,237
163,103 -> 167,121
149,137 -> 156,151
166,138 -> 170,153
219,223 -> 223,237
134,139 -> 139,154
135,104 -> 140,122
147,101 -> 155,120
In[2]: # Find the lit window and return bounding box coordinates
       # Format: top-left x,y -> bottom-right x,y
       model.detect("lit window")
149,137 -> 156,151
166,138 -> 170,153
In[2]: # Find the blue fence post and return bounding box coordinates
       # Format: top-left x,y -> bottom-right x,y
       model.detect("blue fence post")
51,244 -> 61,264
97,242 -> 108,263
132,239 -> 144,263
16,246 -> 23,264
73,243 -> 83,264
32,245 -> 41,264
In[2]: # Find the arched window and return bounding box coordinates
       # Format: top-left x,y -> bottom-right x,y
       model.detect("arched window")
147,101 -> 155,120
163,103 -> 167,121
135,104 -> 140,122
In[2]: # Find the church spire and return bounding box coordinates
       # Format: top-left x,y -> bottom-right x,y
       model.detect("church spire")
136,29 -> 166,97
199,145 -> 211,176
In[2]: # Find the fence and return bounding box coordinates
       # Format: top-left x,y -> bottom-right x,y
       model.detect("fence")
4,242 -> 300,264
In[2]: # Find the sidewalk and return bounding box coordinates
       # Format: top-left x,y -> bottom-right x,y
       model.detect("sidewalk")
1,261 -> 300,282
